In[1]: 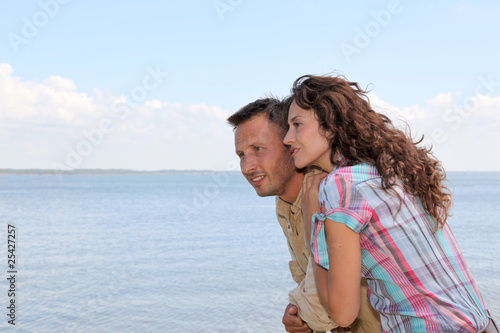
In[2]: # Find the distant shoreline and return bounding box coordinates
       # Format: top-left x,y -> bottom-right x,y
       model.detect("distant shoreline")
0,169 -> 241,175
0,169 -> 497,176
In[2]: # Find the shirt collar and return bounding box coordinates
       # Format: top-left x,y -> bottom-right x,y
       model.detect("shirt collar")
277,189 -> 302,215
276,169 -> 320,215
335,154 -> 348,169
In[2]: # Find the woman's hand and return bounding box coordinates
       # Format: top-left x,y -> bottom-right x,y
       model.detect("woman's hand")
301,172 -> 328,247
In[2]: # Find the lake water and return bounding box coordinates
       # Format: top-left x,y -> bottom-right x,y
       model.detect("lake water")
0,172 -> 498,332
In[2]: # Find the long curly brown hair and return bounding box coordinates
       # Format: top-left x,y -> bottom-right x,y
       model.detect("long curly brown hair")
288,74 -> 452,229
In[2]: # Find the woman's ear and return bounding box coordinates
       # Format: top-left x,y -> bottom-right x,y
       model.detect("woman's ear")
319,125 -> 335,141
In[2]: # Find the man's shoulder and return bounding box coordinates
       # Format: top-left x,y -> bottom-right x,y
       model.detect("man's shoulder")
304,167 -> 324,178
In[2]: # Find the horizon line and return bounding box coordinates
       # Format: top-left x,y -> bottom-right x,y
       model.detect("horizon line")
0,168 -> 499,175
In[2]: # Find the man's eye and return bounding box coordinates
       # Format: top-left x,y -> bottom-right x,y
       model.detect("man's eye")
237,153 -> 244,158
255,146 -> 262,151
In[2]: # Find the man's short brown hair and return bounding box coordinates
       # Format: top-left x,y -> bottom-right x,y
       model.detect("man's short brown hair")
227,97 -> 289,138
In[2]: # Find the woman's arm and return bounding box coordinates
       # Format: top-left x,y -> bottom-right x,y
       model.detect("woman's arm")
320,221 -> 361,327
304,173 -> 362,326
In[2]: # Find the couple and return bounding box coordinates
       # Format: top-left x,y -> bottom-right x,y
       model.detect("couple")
228,74 -> 497,333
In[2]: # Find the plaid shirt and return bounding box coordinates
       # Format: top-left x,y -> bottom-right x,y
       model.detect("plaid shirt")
311,157 -> 489,333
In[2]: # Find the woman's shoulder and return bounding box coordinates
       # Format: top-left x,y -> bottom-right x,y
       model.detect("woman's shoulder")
325,162 -> 380,186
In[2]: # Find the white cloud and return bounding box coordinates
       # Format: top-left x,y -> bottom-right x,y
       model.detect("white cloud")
0,64 -> 95,127
0,63 -> 238,171
43,75 -> 77,92
370,91 -> 500,171
0,63 -> 498,171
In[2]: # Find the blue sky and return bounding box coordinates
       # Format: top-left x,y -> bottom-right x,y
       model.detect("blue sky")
1,0 -> 499,171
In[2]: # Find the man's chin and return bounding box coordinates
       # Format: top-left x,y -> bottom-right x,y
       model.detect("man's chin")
254,187 -> 271,198
255,188 -> 266,197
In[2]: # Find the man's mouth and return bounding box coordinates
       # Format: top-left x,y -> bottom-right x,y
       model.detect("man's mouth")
249,174 -> 265,185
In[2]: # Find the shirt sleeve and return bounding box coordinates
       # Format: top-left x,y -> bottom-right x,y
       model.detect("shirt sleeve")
311,172 -> 373,269
320,172 -> 373,233
289,256 -> 338,331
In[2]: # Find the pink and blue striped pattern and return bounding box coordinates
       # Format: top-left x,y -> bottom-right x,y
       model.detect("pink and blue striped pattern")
312,157 -> 489,332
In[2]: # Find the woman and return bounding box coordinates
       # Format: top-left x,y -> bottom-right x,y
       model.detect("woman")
282,74 -> 496,332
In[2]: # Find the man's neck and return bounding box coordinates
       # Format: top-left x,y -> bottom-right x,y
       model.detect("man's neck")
279,171 -> 305,204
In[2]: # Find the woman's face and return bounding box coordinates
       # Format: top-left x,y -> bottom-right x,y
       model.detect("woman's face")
284,101 -> 333,172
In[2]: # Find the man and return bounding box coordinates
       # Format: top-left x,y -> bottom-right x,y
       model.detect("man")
227,98 -> 381,333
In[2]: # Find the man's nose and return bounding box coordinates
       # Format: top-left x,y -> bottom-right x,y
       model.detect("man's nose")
241,156 -> 257,174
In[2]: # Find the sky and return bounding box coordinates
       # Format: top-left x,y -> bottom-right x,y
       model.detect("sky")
0,0 -> 499,171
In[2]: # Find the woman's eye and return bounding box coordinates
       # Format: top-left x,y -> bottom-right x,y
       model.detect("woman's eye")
293,122 -> 300,128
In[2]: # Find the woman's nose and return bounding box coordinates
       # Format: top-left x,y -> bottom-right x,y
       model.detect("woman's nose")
283,128 -> 295,146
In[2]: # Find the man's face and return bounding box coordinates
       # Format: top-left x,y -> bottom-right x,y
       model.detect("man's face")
234,114 -> 296,197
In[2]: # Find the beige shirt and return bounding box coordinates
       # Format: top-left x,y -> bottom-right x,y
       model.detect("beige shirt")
276,172 -> 337,332
276,173 -> 381,333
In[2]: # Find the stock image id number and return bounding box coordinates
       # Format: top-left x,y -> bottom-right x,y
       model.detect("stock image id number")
8,225 -> 16,270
